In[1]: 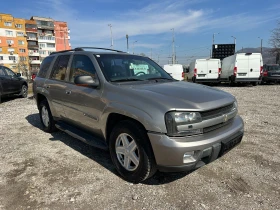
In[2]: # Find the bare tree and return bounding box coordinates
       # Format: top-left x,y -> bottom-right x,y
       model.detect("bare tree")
269,20 -> 280,63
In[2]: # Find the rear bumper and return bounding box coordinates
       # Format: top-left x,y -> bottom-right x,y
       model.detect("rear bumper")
262,76 -> 280,82
148,115 -> 244,172
233,76 -> 261,82
196,78 -> 220,83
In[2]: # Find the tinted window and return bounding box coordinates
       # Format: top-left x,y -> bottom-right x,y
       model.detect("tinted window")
38,56 -> 54,78
50,55 -> 70,81
5,68 -> 15,76
69,55 -> 96,82
0,66 -> 6,76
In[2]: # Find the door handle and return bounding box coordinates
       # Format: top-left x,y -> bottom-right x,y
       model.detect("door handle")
209,70 -> 212,73
65,90 -> 72,95
250,69 -> 253,72
46,85 -> 50,89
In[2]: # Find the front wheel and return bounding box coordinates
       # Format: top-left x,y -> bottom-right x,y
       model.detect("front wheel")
20,85 -> 28,98
109,120 -> 157,183
39,99 -> 57,133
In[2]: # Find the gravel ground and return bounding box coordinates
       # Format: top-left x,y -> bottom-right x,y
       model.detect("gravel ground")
0,84 -> 280,210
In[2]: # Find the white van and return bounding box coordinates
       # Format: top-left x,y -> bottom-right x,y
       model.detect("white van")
188,59 -> 221,83
163,64 -> 184,81
221,53 -> 263,85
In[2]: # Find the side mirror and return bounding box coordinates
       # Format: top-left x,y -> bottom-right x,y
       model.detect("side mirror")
74,75 -> 99,88
17,73 -> 21,77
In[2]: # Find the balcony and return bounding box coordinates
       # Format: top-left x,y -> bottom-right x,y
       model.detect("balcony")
28,44 -> 39,49
26,28 -> 38,33
28,51 -> 39,56
68,35 -> 70,39
37,24 -> 54,30
27,37 -> 38,41
30,60 -> 41,65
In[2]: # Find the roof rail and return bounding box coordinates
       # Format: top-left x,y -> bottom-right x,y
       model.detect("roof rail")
74,47 -> 126,53
50,49 -> 82,55
49,47 -> 126,55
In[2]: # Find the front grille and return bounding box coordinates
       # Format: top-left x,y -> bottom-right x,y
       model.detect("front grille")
203,118 -> 233,133
201,103 -> 233,120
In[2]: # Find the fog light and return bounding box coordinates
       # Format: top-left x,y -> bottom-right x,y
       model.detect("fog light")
183,151 -> 196,163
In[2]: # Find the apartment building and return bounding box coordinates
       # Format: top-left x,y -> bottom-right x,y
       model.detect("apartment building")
54,21 -> 71,51
0,13 -> 28,72
0,13 -> 71,75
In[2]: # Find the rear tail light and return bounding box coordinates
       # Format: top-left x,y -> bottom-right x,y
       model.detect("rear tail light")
260,66 -> 263,75
233,67 -> 237,76
263,71 -> 268,77
194,68 -> 197,77
218,68 -> 221,75
182,72 -> 185,78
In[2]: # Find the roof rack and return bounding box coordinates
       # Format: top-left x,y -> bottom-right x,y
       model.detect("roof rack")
75,47 -> 126,53
50,47 -> 126,55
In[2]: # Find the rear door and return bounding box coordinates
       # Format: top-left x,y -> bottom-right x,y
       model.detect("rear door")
236,54 -> 249,78
196,60 -> 208,79
207,59 -> 219,79
248,54 -> 261,78
47,54 -> 71,118
0,66 -> 11,94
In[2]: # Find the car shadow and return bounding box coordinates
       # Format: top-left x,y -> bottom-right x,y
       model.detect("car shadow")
0,95 -> 19,104
25,113 -> 190,185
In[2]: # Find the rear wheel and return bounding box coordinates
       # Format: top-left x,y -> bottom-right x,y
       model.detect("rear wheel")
39,99 -> 57,133
109,120 -> 157,183
20,85 -> 28,98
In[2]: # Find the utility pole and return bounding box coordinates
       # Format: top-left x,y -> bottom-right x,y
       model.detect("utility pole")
132,40 -> 137,54
258,37 -> 263,54
126,34 -> 129,53
231,36 -> 236,53
108,24 -> 113,49
171,28 -> 175,64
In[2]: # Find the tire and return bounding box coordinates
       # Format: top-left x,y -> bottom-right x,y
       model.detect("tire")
252,82 -> 258,86
20,84 -> 28,98
109,120 -> 157,183
39,99 -> 57,133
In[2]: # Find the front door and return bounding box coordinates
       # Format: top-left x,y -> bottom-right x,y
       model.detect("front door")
63,54 -> 105,135
4,67 -> 21,93
0,66 -> 11,94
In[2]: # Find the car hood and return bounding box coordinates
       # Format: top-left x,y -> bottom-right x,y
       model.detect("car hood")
123,81 -> 234,111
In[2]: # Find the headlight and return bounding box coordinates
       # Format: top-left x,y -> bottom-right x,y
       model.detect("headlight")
232,101 -> 238,113
165,112 -> 203,136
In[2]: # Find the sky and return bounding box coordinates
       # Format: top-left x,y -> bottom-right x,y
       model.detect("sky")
2,0 -> 280,65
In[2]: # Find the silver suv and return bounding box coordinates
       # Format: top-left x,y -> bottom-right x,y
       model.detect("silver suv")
33,47 -> 244,183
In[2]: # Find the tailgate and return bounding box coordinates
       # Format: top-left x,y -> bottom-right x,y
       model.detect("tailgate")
196,61 -> 208,78
248,55 -> 261,78
237,56 -> 249,78
207,60 -> 219,79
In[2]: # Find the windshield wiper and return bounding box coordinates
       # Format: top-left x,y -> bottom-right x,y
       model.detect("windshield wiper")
146,77 -> 174,81
111,78 -> 145,82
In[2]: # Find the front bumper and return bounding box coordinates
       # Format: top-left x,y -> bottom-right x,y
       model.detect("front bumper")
262,76 -> 280,82
148,115 -> 244,172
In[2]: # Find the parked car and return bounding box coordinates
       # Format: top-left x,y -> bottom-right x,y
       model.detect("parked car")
261,64 -> 280,84
0,66 -> 28,103
163,64 -> 184,80
220,53 -> 263,86
33,47 -> 244,183
188,58 -> 221,83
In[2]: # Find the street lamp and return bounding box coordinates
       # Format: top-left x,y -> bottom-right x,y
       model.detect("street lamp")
108,24 -> 113,49
258,37 -> 263,54
126,34 -> 129,53
132,40 -> 137,54
212,32 -> 220,45
231,36 -> 236,53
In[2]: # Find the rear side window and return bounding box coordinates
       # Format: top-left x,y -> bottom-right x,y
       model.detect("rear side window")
0,67 -> 6,76
50,55 -> 70,81
69,55 -> 96,82
38,56 -> 54,78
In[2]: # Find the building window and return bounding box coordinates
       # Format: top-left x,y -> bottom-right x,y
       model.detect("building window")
47,43 -> 55,48
20,56 -> 27,61
15,24 -> 22,28
0,56 -> 3,60
0,47 -> 2,52
17,32 -> 24,37
4,22 -> 12,26
6,40 -> 14,45
8,48 -> 15,52
39,50 -> 46,55
19,49 -> 26,53
9,56 -> 16,60
18,40 -> 24,45
5,30 -> 13,36
39,43 -> 45,48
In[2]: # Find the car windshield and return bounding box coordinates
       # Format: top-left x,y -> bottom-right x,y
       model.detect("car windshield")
94,54 -> 174,82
